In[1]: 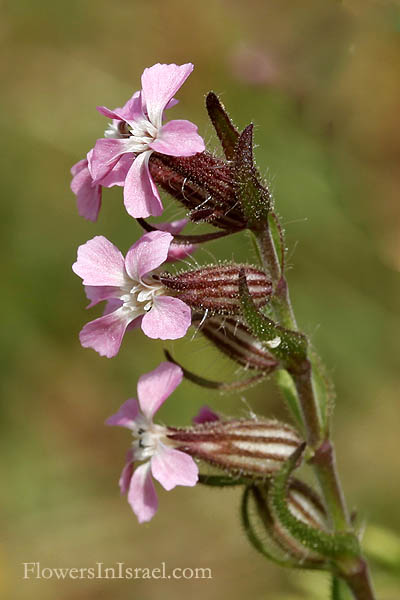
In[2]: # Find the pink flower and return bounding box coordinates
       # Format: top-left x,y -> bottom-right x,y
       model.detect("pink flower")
72,231 -> 192,357
106,362 -> 198,523
89,63 -> 205,219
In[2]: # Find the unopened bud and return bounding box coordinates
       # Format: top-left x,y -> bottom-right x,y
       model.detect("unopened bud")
168,419 -> 302,479
149,152 -> 247,231
159,264 -> 271,315
249,478 -> 329,566
192,315 -> 279,371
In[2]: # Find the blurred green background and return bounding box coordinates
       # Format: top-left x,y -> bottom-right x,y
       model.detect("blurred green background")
2,0 -> 400,598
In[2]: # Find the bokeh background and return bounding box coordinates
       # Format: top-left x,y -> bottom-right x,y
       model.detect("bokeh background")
2,0 -> 400,598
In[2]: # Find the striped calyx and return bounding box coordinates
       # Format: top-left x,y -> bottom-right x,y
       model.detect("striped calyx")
167,419 -> 302,479
149,151 -> 247,231
192,315 -> 279,371
248,478 -> 329,566
159,264 -> 272,315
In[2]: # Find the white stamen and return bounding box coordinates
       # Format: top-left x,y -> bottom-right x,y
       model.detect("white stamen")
119,274 -> 164,319
131,420 -> 169,461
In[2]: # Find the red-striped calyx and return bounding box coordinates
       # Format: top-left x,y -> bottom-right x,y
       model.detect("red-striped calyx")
159,263 -> 272,315
167,419 -> 302,479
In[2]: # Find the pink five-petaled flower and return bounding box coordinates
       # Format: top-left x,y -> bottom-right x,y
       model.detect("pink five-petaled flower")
106,362 -> 198,523
89,63 -> 205,219
72,231 -> 192,358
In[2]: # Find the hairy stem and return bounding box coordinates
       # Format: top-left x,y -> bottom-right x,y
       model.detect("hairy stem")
291,363 -> 323,449
255,223 -> 376,599
310,439 -> 349,531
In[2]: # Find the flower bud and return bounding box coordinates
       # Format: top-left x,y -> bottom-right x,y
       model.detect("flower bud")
192,315 -> 279,371
149,152 -> 247,231
167,419 -> 302,479
248,478 -> 329,566
159,263 -> 272,315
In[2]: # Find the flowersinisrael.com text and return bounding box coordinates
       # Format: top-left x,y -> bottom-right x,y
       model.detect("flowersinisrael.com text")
22,562 -> 212,581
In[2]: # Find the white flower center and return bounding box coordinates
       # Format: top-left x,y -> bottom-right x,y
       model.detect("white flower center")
119,275 -> 164,319
131,419 -> 168,461
104,118 -> 159,154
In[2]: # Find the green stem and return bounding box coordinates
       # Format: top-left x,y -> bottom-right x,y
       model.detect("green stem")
255,225 -> 281,286
291,363 -> 323,450
310,439 -> 349,531
254,222 -> 376,599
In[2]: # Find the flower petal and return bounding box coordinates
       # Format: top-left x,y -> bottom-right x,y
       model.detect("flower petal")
103,297 -> 124,316
192,405 -> 220,424
137,362 -> 183,420
156,219 -> 196,262
166,242 -> 196,262
119,458 -> 134,495
79,307 -> 133,358
165,97 -> 179,110
71,158 -> 87,177
73,236 -> 127,287
89,138 -> 130,183
141,63 -> 194,127
157,218 -> 188,235
123,150 -> 163,218
106,398 -> 139,428
100,154 -> 132,188
128,462 -> 158,523
70,159 -> 102,222
84,285 -> 120,308
150,120 -> 205,157
141,296 -> 191,340
96,106 -> 124,120
97,91 -> 143,123
151,446 -> 198,491
124,230 -> 172,281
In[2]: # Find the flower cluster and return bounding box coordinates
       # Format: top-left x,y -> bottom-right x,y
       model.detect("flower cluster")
69,60 -> 376,600
71,63 -> 315,533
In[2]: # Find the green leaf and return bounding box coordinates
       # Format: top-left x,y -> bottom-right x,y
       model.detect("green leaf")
239,270 -> 308,371
234,125 -> 271,229
309,348 -> 335,434
331,576 -> 353,600
269,445 -> 360,561
274,369 -> 304,428
268,211 -> 285,273
206,92 -> 240,160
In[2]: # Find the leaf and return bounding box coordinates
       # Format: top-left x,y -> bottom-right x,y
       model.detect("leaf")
239,270 -> 308,371
309,348 -> 335,434
331,576 -> 353,600
206,92 -> 240,160
234,125 -> 272,229
274,369 -> 304,429
268,211 -> 285,273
